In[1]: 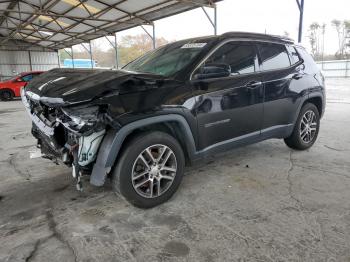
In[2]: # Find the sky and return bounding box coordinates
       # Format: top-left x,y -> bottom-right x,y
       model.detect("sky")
110,0 -> 350,55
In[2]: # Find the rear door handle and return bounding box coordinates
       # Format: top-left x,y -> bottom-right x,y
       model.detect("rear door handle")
245,81 -> 262,89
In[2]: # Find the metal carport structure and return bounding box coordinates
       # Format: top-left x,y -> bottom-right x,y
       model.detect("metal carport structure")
0,0 -> 220,70
0,0 -> 305,72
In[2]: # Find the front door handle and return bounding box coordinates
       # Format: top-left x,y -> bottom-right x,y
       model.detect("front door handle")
245,81 -> 262,89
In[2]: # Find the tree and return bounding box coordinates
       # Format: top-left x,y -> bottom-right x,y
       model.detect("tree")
345,20 -> 350,57
320,23 -> 326,61
58,49 -> 72,63
58,34 -> 169,68
308,22 -> 321,58
331,19 -> 350,58
283,31 -> 290,38
118,34 -> 168,66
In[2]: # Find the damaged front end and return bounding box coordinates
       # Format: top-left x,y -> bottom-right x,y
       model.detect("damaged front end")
21,67 -> 170,191
22,89 -> 107,190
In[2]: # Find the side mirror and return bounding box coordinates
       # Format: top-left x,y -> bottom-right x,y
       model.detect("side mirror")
193,63 -> 231,80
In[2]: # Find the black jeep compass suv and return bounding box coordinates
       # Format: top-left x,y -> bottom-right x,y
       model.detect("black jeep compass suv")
22,32 -> 325,208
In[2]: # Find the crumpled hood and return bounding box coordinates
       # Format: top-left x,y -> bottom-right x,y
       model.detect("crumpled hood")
24,68 -> 165,106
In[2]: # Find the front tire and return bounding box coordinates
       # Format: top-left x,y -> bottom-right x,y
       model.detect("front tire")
112,131 -> 185,208
284,103 -> 320,150
0,90 -> 14,101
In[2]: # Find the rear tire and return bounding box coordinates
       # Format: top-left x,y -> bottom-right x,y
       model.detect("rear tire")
0,90 -> 14,101
284,103 -> 320,150
112,131 -> 185,208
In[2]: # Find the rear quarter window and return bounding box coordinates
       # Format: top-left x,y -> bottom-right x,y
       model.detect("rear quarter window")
295,47 -> 319,74
286,45 -> 301,64
258,43 -> 291,71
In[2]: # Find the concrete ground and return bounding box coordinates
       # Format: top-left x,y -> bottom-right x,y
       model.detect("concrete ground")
0,78 -> 349,262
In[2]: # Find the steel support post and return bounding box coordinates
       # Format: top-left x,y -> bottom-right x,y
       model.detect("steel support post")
152,23 -> 156,49
115,34 -> 119,68
214,5 -> 217,35
81,42 -> 94,69
71,47 -> 75,69
201,5 -> 217,35
57,50 -> 61,68
62,48 -> 73,68
141,24 -> 155,49
296,0 -> 304,43
105,34 -> 119,68
28,50 -> 33,71
89,41 -> 93,69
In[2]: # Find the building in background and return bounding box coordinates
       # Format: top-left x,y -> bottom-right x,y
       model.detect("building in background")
0,39 -> 59,81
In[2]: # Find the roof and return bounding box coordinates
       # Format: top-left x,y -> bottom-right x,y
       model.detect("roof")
0,0 -> 221,50
221,31 -> 294,44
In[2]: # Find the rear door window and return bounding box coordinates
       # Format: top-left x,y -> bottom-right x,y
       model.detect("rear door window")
258,43 -> 291,71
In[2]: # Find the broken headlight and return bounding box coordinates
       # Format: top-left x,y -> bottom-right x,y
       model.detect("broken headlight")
61,105 -> 101,132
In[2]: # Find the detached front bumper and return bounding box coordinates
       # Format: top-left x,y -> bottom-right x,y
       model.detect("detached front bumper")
21,89 -> 106,182
21,89 -> 55,137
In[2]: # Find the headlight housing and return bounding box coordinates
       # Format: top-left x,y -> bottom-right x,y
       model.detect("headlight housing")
61,105 -> 101,132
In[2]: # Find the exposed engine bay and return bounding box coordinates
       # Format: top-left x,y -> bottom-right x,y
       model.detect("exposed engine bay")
22,89 -> 107,190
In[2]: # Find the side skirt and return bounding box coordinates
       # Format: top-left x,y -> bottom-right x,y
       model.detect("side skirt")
193,124 -> 294,160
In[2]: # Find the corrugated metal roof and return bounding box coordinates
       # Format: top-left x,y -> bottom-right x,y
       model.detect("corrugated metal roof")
0,0 -> 221,50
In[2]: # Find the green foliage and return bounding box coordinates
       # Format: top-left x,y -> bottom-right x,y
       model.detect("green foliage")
331,19 -> 350,58
59,34 -> 169,68
308,19 -> 349,60
58,49 -> 72,62
308,22 -> 323,59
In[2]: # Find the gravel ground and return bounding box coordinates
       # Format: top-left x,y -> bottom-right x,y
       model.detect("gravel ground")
0,78 -> 349,262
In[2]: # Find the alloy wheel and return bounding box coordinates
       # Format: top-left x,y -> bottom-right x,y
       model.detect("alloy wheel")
2,91 -> 11,100
131,144 -> 177,198
299,110 -> 318,143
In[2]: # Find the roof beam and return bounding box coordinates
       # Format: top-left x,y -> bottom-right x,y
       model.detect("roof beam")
47,0 -> 177,48
0,0 -> 62,44
18,0 -> 119,45
0,9 -> 131,23
0,0 -> 19,27
177,0 -> 215,8
0,0 -> 221,49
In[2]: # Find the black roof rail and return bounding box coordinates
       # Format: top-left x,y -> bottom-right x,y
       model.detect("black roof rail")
221,31 -> 294,44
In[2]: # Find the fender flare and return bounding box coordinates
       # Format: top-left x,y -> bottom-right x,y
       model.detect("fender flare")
90,114 -> 197,186
292,91 -> 324,125
308,91 -> 325,118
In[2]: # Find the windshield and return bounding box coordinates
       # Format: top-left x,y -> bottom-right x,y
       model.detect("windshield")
123,40 -> 210,77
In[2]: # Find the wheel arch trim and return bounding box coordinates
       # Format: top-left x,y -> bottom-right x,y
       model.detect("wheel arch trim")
307,91 -> 325,117
90,114 -> 196,186
292,92 -> 324,124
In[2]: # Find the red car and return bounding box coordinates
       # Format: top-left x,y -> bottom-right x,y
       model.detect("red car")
0,71 -> 44,101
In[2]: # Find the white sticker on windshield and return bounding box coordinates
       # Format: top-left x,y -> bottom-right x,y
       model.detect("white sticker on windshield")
181,43 -> 207,48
